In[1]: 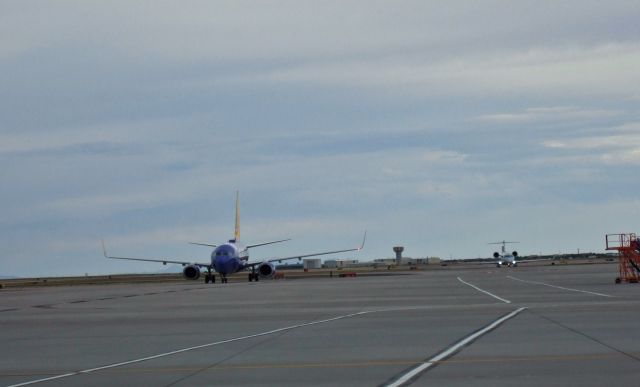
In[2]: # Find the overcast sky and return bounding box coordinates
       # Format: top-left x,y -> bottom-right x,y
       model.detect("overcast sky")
2,1 -> 640,276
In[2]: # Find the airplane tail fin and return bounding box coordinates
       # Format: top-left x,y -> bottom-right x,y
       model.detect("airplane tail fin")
228,191 -> 290,248
234,191 -> 240,242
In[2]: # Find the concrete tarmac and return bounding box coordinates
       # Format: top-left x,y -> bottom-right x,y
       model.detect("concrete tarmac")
1,263 -> 640,386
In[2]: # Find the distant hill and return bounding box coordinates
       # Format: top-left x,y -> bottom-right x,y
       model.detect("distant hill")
0,275 -> 19,279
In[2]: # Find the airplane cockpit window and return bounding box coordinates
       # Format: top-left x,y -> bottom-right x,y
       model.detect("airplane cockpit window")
215,248 -> 232,256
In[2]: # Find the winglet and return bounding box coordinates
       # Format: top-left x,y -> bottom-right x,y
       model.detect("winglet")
234,190 -> 241,242
358,231 -> 367,251
246,238 -> 292,249
101,240 -> 109,258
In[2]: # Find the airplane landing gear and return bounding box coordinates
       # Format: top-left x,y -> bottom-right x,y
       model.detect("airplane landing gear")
248,267 -> 260,282
204,268 -> 216,284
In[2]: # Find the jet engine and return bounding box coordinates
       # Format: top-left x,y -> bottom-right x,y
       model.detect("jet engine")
183,265 -> 201,280
493,252 -> 500,258
257,262 -> 276,279
512,251 -> 518,257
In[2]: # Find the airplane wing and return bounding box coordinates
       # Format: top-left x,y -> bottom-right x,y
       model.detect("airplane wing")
463,257 -> 557,265
513,257 -> 558,263
456,259 -> 503,265
188,238 -> 290,249
245,232 -> 367,267
101,240 -> 211,268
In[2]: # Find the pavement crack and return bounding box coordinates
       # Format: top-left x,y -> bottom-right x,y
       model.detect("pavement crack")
529,310 -> 640,363
160,330 -> 291,387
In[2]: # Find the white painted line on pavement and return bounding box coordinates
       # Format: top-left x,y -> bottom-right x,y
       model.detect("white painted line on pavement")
6,311 -> 371,387
5,304 -> 450,387
384,307 -> 527,387
457,277 -> 511,303
507,276 -> 612,297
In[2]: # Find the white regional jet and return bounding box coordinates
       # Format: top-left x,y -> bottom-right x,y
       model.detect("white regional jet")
102,192 -> 366,284
490,241 -> 520,267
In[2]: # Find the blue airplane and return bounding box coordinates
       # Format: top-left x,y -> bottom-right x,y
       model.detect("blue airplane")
102,192 -> 366,283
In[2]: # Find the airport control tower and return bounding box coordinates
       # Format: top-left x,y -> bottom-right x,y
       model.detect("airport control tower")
393,246 -> 404,265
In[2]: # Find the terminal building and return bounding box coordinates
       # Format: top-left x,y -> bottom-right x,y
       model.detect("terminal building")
381,246 -> 441,266
301,247 -> 441,270
374,257 -> 441,266
323,259 -> 359,268
302,259 -> 322,270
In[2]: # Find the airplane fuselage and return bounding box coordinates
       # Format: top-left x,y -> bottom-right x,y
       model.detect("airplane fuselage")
211,241 -> 248,276
496,255 -> 517,267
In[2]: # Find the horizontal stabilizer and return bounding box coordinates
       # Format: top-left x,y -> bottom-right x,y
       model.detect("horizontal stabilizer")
189,242 -> 218,248
246,238 -> 291,249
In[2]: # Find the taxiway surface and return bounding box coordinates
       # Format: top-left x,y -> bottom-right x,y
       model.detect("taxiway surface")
2,263 -> 639,386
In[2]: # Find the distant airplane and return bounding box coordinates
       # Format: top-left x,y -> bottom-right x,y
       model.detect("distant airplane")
490,240 -> 520,267
102,192 -> 366,283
